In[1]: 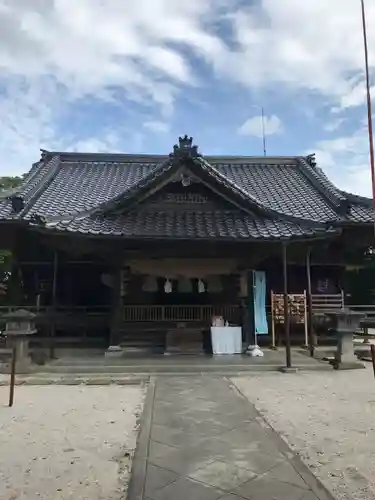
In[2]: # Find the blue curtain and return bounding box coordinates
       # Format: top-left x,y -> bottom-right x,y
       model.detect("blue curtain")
253,271 -> 268,335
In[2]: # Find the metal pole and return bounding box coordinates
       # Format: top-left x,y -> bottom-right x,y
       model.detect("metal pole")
9,344 -> 17,407
282,243 -> 292,367
360,0 -> 375,225
306,249 -> 315,357
261,107 -> 267,156
49,251 -> 58,359
371,344 -> 375,379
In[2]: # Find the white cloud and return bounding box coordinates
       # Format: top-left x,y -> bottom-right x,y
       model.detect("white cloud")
313,127 -> 373,196
143,121 -> 170,133
0,0 -> 227,175
323,118 -> 345,132
0,0 -> 226,105
338,83 -> 375,110
0,0 -> 374,188
64,133 -> 124,154
2,1 -> 373,111
238,114 -> 283,137
0,77 -> 60,175
225,0 -> 375,100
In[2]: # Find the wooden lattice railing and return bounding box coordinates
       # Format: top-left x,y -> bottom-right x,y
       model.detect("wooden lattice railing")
121,305 -> 240,322
0,304 -> 240,323
311,292 -> 345,313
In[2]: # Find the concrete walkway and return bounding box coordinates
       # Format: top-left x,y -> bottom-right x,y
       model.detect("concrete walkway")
128,377 -> 334,500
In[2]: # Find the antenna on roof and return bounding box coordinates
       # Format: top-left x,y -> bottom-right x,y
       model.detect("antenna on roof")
251,105 -> 267,156
261,107 -> 267,156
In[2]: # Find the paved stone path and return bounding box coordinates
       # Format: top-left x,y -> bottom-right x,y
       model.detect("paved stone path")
129,377 -> 334,500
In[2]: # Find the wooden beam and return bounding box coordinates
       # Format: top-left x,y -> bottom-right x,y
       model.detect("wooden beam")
49,250 -> 58,359
306,248 -> 315,357
109,263 -> 122,347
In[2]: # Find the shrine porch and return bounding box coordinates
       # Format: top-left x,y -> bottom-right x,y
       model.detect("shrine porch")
1,227 -> 365,361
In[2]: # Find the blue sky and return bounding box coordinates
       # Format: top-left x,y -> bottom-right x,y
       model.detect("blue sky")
0,0 -> 374,195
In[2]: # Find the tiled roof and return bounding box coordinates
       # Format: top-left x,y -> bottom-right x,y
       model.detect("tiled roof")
0,156 -> 353,222
51,209 -> 335,241
338,191 -> 374,223
26,161 -> 159,217
347,203 -> 374,223
0,136 -> 373,241
212,162 -> 339,222
0,200 -> 12,219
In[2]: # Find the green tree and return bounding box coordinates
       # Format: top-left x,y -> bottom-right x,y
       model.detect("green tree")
0,176 -> 23,191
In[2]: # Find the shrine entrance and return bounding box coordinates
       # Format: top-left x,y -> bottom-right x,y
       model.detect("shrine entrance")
120,258 -> 242,354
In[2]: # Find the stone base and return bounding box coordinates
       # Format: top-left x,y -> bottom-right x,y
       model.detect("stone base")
15,359 -> 34,374
1,358 -> 34,374
279,366 -> 299,374
332,360 -> 366,370
334,331 -> 363,370
105,346 -> 123,358
5,338 -> 33,373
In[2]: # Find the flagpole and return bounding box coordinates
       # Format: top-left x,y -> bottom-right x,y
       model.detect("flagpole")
361,0 -> 375,213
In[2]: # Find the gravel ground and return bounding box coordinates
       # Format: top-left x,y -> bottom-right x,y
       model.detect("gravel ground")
0,385 -> 145,500
233,368 -> 375,500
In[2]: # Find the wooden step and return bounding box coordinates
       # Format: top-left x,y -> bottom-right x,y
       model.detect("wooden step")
118,327 -> 165,352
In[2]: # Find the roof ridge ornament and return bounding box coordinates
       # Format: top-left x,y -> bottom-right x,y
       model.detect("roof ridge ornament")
29,214 -> 46,226
306,153 -> 317,167
40,149 -> 52,162
170,135 -> 199,159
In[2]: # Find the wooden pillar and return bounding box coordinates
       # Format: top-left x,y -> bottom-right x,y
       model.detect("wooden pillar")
6,231 -> 23,307
242,270 -> 255,347
282,243 -> 292,368
306,248 -> 315,357
8,257 -> 22,306
49,250 -> 58,359
108,264 -> 122,348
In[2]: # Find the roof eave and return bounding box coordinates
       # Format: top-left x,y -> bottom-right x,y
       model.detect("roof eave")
30,223 -> 340,243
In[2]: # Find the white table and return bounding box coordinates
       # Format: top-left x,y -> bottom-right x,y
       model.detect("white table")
211,326 -> 242,355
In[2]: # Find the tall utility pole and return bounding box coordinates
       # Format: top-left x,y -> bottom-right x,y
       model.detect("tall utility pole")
361,0 -> 375,213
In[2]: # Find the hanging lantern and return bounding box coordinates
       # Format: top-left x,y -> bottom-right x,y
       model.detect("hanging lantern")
164,279 -> 172,293
198,279 -> 206,293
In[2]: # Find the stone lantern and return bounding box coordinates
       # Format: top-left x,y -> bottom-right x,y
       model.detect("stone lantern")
3,309 -> 37,373
325,308 -> 364,369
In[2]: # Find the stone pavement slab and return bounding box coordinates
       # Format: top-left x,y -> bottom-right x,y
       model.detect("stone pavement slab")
127,376 -> 335,500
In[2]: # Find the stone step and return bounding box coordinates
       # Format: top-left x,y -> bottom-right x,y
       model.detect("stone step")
29,362 -> 330,374
118,330 -> 165,348
0,374 -> 148,386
